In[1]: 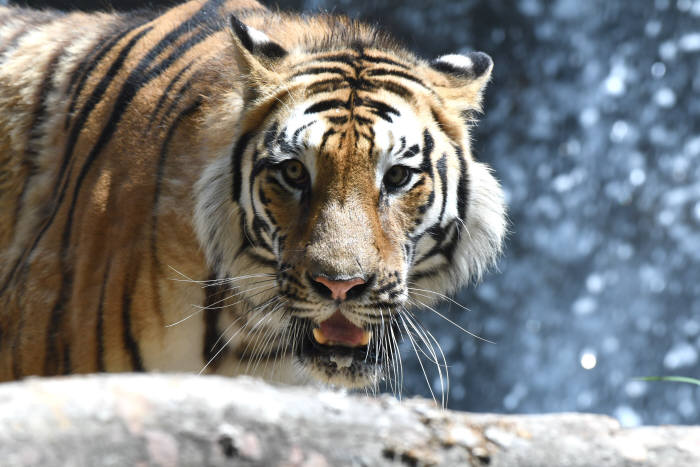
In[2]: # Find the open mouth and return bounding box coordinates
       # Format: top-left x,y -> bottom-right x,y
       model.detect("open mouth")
297,311 -> 377,372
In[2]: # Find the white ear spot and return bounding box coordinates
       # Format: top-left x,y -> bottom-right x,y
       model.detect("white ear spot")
247,26 -> 273,46
437,54 -> 474,70
431,51 -> 493,79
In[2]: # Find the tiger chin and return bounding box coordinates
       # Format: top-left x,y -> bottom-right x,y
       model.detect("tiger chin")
0,0 -> 505,391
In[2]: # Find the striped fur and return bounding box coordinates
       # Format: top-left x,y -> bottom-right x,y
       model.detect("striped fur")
0,0 -> 505,388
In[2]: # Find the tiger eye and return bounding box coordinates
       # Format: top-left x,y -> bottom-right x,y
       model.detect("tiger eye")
383,165 -> 411,190
281,159 -> 308,188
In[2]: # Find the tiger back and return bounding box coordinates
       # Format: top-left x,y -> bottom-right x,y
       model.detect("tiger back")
0,0 -> 505,389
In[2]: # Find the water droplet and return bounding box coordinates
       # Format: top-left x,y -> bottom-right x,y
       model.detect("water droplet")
629,168 -> 646,186
654,87 -> 676,108
604,75 -> 625,95
610,120 -> 629,142
659,40 -> 678,61
645,20 -> 662,37
580,350 -> 597,370
678,0 -> 692,11
579,107 -> 599,127
624,380 -> 647,398
614,406 -> 642,427
663,342 -> 698,369
586,274 -> 605,294
650,61 -> 666,78
573,296 -> 597,315
679,32 -> 700,52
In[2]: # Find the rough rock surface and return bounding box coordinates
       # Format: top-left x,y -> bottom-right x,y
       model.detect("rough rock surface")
1,374 -> 698,467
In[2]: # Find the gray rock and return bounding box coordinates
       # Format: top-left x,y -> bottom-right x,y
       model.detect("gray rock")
0,374 -> 697,467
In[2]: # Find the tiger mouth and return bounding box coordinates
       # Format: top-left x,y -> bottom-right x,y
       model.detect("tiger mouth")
296,312 -> 379,377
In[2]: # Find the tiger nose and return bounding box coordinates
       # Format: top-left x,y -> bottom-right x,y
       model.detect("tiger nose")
313,276 -> 366,301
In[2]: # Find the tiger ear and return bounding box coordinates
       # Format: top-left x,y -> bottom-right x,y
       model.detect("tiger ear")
428,51 -> 493,112
229,15 -> 287,88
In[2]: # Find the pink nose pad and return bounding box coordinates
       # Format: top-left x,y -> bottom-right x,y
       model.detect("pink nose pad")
314,277 -> 366,301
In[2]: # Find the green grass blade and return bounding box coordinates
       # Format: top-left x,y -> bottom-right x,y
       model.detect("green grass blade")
636,376 -> 700,386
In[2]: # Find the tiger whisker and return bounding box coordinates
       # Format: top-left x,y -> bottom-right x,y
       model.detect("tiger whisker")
166,264 -> 277,287
396,311 -> 439,407
244,299 -> 288,375
191,282 -> 278,311
165,285 -> 278,328
199,297 -> 282,375
408,297 -> 493,344
402,307 -> 449,407
406,285 -> 472,312
207,295 -> 282,354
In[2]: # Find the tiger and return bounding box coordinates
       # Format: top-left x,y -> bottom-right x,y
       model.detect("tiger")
0,0 -> 506,391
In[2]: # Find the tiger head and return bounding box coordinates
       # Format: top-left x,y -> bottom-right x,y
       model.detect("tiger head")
195,15 -> 506,388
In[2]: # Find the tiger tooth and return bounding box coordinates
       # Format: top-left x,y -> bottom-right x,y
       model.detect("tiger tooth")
312,328 -> 328,345
360,331 -> 371,346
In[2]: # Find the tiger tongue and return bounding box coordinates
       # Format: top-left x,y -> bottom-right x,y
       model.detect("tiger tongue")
318,311 -> 366,347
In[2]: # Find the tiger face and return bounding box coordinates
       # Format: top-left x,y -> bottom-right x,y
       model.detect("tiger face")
196,16 -> 506,388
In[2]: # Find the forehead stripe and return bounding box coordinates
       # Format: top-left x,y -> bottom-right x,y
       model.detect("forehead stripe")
361,53 -> 412,69
365,68 -> 426,88
304,99 -> 348,114
291,66 -> 349,78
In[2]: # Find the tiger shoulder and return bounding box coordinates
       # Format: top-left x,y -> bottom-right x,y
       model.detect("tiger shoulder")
0,0 -> 506,390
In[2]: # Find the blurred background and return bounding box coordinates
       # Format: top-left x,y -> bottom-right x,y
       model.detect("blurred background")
7,0 -> 700,426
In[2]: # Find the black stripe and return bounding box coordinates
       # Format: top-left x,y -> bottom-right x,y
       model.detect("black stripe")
263,121 -> 280,152
372,80 -> 413,99
156,71 -> 197,129
455,146 -> 468,222
319,128 -> 336,150
64,21 -> 142,130
151,98 -> 202,317
122,270 -> 145,372
362,98 -> 400,123
11,45 -> 65,241
304,52 -> 357,66
399,144 -> 420,160
231,131 -> 255,202
361,53 -> 411,69
291,66 -> 349,78
420,130 -> 434,174
96,258 -> 111,373
393,136 -> 406,156
414,221 -> 460,267
203,276 -> 227,369
11,303 -> 24,379
436,153 -> 448,222
304,99 -> 347,115
148,61 -> 195,131
62,346 -> 72,375
292,121 -> 314,147
305,78 -> 350,96
44,270 -> 73,375
365,68 -> 427,88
